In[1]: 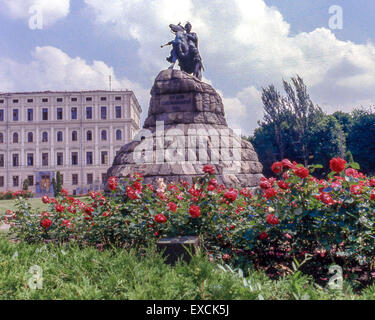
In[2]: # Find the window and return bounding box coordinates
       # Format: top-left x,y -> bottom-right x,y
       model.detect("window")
42,153 -> 48,166
27,109 -> 33,121
42,98 -> 48,103
72,131 -> 78,141
71,107 -> 77,120
13,132 -> 19,143
57,152 -> 64,166
13,109 -> 19,121
27,99 -> 33,103
0,109 -> 3,121
27,132 -> 33,143
72,174 -> 78,185
116,129 -> 122,141
13,176 -> 19,187
101,173 -> 107,184
42,108 -> 48,120
101,97 -> 107,101
86,97 -> 92,102
0,133 -> 3,143
27,175 -> 34,186
71,97 -> 77,102
115,96 -> 121,101
57,131 -> 63,142
86,107 -> 93,119
71,152 -> 78,165
101,151 -> 108,165
42,132 -> 48,142
27,153 -> 34,166
0,99 -> 4,103
12,154 -> 19,167
57,98 -> 63,102
86,130 -> 92,141
57,108 -> 63,120
0,176 -> 4,187
87,173 -> 93,184
12,99 -> 19,104
101,106 -> 107,120
86,152 -> 93,165
101,130 -> 107,141
115,106 -> 122,118
0,154 -> 4,167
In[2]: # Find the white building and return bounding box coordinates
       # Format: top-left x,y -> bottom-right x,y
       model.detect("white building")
0,90 -> 141,195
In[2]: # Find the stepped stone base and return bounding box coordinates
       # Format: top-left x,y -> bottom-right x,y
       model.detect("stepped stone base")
107,69 -> 263,188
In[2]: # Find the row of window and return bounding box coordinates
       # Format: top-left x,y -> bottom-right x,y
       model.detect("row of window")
0,106 -> 123,122
0,129 -> 123,144
0,173 -> 107,188
0,96 -> 122,104
0,151 -> 111,168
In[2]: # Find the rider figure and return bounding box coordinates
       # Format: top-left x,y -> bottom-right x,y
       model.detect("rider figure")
184,22 -> 203,79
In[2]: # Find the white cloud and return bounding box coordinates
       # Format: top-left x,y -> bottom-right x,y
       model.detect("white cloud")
0,0 -> 70,27
83,0 -> 375,134
0,46 -> 149,114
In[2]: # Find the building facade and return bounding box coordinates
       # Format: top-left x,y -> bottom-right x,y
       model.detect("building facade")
0,90 -> 141,195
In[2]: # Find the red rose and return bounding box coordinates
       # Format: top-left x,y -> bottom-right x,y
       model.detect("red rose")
108,176 -> 118,191
319,193 -> 335,205
264,188 -> 277,200
370,192 -> 375,201
277,181 -> 290,190
41,195 -> 50,204
61,188 -> 69,196
133,181 -> 143,192
40,218 -> 52,229
271,161 -> 283,174
281,159 -> 295,169
67,205 -> 76,213
61,219 -> 72,228
84,206 -> 94,215
350,184 -> 362,195
369,179 -> 375,187
203,164 -> 215,175
294,167 -> 309,179
154,213 -> 167,224
329,157 -> 347,173
55,204 -> 65,213
41,211 -> 50,217
167,202 -> 177,212
258,232 -> 269,240
224,188 -> 238,202
259,177 -> 272,190
222,253 -> 231,261
189,204 -> 201,218
266,213 -> 279,225
126,186 -> 140,200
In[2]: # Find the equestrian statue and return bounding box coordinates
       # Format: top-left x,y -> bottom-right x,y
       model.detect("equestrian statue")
161,22 -> 204,80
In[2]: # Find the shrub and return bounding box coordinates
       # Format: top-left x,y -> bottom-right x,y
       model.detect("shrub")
4,159 -> 375,289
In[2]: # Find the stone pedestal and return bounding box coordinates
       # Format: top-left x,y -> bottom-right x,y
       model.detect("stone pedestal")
107,69 -> 263,188
156,236 -> 199,265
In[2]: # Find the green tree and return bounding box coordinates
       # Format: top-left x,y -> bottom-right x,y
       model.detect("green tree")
251,76 -> 344,176
282,75 -> 324,166
52,171 -> 63,197
22,179 -> 29,191
347,108 -> 375,174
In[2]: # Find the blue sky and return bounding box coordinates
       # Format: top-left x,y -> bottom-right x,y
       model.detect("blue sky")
1,0 -> 375,134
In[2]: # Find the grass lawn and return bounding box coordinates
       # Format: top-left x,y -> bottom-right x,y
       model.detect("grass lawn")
0,197 -> 89,215
0,236 -> 375,300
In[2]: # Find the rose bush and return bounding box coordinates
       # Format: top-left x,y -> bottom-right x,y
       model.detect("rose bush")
4,156 -> 375,289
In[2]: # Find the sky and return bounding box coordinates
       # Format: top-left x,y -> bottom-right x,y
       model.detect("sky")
1,0 -> 375,135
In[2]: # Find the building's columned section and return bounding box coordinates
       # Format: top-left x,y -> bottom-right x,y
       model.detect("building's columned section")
0,90 -> 142,195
